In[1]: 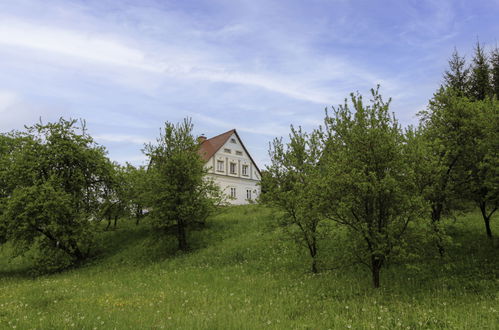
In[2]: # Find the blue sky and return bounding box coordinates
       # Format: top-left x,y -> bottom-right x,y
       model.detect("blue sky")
1,0 -> 498,166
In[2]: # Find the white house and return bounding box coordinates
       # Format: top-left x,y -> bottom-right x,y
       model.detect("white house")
198,129 -> 261,205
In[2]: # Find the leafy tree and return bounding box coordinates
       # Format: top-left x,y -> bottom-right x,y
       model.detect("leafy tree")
417,89 -> 477,252
321,87 -> 423,288
0,118 -> 111,266
443,49 -> 470,96
263,126 -> 325,273
123,163 -> 148,225
100,163 -> 130,230
468,42 -> 492,101
144,118 -> 223,251
459,98 -> 499,238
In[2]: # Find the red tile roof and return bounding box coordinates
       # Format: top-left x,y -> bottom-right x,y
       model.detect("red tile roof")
198,129 -> 261,175
198,129 -> 235,161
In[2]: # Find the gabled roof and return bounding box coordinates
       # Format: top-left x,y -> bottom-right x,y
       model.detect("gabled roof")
198,129 -> 261,175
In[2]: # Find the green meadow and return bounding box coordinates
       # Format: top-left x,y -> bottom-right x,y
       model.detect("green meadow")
1,205 -> 498,329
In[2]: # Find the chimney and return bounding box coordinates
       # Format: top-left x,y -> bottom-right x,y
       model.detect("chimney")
197,134 -> 207,143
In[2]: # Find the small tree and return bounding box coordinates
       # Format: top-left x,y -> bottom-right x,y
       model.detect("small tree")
321,87 -> 423,288
459,98 -> 499,238
443,49 -> 470,96
0,118 -> 111,266
263,126 -> 325,273
123,163 -> 148,225
100,163 -> 130,230
491,46 -> 499,98
144,118 -> 223,251
468,42 -> 492,101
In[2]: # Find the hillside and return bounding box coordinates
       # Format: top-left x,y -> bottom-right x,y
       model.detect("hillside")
0,205 -> 498,329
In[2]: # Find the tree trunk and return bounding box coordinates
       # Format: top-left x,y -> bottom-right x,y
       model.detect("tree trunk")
177,221 -> 188,251
431,204 -> 445,256
479,203 -> 493,239
371,256 -> 382,288
311,255 -> 318,273
114,216 -> 118,229
106,217 -> 111,231
309,240 -> 318,273
135,206 -> 143,226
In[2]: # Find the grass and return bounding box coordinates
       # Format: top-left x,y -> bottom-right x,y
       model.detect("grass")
0,205 -> 498,329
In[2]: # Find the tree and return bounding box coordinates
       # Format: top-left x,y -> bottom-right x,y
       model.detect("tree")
459,98 -> 499,238
321,87 -> 423,288
123,163 -> 148,225
100,163 -> 130,230
144,118 -> 223,251
491,46 -> 499,98
0,118 -> 111,266
263,126 -> 325,273
468,42 -> 492,101
443,49 -> 470,96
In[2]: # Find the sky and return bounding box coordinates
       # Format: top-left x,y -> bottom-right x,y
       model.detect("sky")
1,0 -> 498,167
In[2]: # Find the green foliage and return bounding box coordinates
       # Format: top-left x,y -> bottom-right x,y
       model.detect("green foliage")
0,118 -> 112,270
443,49 -> 470,96
99,163 -> 132,230
123,163 -> 148,223
263,126 -> 326,273
144,118 -> 224,251
320,86 -> 424,288
491,47 -> 499,98
468,42 -> 492,101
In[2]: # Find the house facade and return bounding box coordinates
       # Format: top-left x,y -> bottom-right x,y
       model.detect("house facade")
198,129 -> 261,205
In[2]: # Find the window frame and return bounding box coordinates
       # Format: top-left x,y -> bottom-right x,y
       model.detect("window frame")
229,162 -> 237,174
216,160 -> 224,172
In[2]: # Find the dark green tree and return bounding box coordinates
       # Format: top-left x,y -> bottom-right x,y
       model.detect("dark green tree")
468,42 -> 492,101
144,118 -> 224,251
459,98 -> 499,238
490,46 -> 499,98
418,89 -> 476,252
443,49 -> 470,96
123,163 -> 148,225
100,163 -> 130,230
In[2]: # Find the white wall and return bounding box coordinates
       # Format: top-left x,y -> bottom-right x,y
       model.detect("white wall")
204,132 -> 261,205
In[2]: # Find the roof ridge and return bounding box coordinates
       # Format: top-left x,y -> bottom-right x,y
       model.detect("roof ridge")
205,128 -> 235,142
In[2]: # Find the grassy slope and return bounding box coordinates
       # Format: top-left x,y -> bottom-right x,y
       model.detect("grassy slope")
0,206 -> 498,329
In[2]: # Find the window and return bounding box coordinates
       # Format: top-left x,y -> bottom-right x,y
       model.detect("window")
246,189 -> 252,200
230,187 -> 236,198
230,138 -> 236,143
230,162 -> 237,174
216,160 -> 224,172
224,148 -> 231,153
236,151 -> 243,156
242,165 -> 248,176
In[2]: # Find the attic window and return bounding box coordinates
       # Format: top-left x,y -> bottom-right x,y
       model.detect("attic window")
224,148 -> 231,153
230,138 -> 236,143
236,151 -> 243,156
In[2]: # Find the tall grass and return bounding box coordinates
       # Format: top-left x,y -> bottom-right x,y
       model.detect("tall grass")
0,205 -> 498,329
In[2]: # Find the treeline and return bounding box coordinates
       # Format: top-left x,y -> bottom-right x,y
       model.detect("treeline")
0,118 -> 223,272
0,42 -> 497,288
261,42 -> 499,288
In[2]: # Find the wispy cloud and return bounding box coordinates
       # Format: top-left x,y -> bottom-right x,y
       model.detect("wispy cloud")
0,0 -> 497,166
